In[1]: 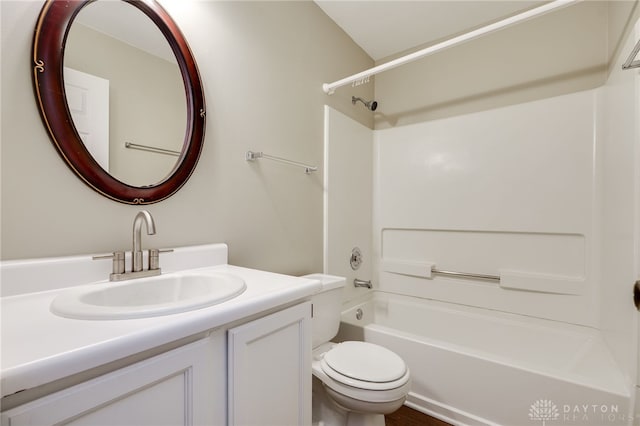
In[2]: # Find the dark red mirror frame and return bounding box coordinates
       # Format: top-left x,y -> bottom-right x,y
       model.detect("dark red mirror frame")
32,0 -> 205,204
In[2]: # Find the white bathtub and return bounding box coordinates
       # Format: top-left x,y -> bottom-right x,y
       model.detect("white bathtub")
335,292 -> 632,426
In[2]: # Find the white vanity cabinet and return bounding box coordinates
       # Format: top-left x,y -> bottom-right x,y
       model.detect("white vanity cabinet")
227,302 -> 312,426
2,302 -> 313,426
1,332 -> 227,426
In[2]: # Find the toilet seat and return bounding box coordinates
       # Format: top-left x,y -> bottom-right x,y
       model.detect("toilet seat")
319,342 -> 410,391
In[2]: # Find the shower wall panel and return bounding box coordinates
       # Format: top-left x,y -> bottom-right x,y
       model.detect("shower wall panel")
373,89 -> 601,326
324,106 -> 374,305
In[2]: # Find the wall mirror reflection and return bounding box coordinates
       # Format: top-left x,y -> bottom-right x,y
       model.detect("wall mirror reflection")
64,1 -> 186,187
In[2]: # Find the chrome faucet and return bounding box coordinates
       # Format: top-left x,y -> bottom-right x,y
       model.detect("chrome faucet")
132,210 -> 156,272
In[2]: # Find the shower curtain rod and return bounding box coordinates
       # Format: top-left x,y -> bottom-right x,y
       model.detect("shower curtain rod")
622,38 -> 640,70
322,0 -> 580,95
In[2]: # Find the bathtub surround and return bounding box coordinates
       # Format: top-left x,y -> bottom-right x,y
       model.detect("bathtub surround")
336,293 -> 629,426
326,89 -> 638,422
375,90 -> 599,326
601,16 -> 640,416
345,84 -> 637,425
323,106 -> 373,306
324,3 -> 639,424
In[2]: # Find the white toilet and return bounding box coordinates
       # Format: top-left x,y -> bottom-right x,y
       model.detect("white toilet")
303,274 -> 411,426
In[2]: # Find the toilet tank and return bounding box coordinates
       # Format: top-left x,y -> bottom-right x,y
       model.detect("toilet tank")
302,274 -> 346,348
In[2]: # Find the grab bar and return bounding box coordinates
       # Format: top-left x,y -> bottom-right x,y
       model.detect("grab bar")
431,268 -> 500,282
381,260 -> 587,294
245,150 -> 317,174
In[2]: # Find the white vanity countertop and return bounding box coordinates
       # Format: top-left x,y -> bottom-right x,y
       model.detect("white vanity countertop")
0,264 -> 321,399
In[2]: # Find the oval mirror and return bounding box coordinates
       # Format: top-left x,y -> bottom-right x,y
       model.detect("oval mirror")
32,0 -> 205,204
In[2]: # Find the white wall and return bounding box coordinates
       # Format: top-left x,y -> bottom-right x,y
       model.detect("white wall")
0,1 -> 374,277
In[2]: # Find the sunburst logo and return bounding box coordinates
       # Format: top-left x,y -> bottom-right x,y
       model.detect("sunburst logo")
529,399 -> 560,425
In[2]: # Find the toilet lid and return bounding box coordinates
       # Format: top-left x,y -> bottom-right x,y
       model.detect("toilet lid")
323,341 -> 407,383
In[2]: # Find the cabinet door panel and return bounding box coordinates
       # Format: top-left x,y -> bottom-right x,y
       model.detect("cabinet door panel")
228,302 -> 311,426
66,373 -> 187,426
2,334 -> 224,426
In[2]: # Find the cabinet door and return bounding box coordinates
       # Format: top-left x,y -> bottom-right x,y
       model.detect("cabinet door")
2,333 -> 225,426
228,302 -> 311,426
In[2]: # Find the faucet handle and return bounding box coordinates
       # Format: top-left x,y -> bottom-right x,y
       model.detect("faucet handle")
93,251 -> 126,275
148,248 -> 173,271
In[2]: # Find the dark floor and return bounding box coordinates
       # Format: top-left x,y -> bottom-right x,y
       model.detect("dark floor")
385,405 -> 452,426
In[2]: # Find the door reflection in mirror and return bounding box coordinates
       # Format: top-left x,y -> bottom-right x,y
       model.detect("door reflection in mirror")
64,67 -> 110,171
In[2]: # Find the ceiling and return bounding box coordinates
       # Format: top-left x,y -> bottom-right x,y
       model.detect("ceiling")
314,1 -> 546,61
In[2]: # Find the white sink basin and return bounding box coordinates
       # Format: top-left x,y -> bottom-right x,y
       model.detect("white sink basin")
50,272 -> 246,320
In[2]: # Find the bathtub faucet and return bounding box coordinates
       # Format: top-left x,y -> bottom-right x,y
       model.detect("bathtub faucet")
354,278 -> 372,289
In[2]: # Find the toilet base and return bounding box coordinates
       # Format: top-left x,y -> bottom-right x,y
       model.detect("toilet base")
312,377 -> 394,426
345,412 -> 386,426
313,377 -> 347,426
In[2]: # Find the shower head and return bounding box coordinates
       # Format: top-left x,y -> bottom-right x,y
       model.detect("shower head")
352,96 -> 378,111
